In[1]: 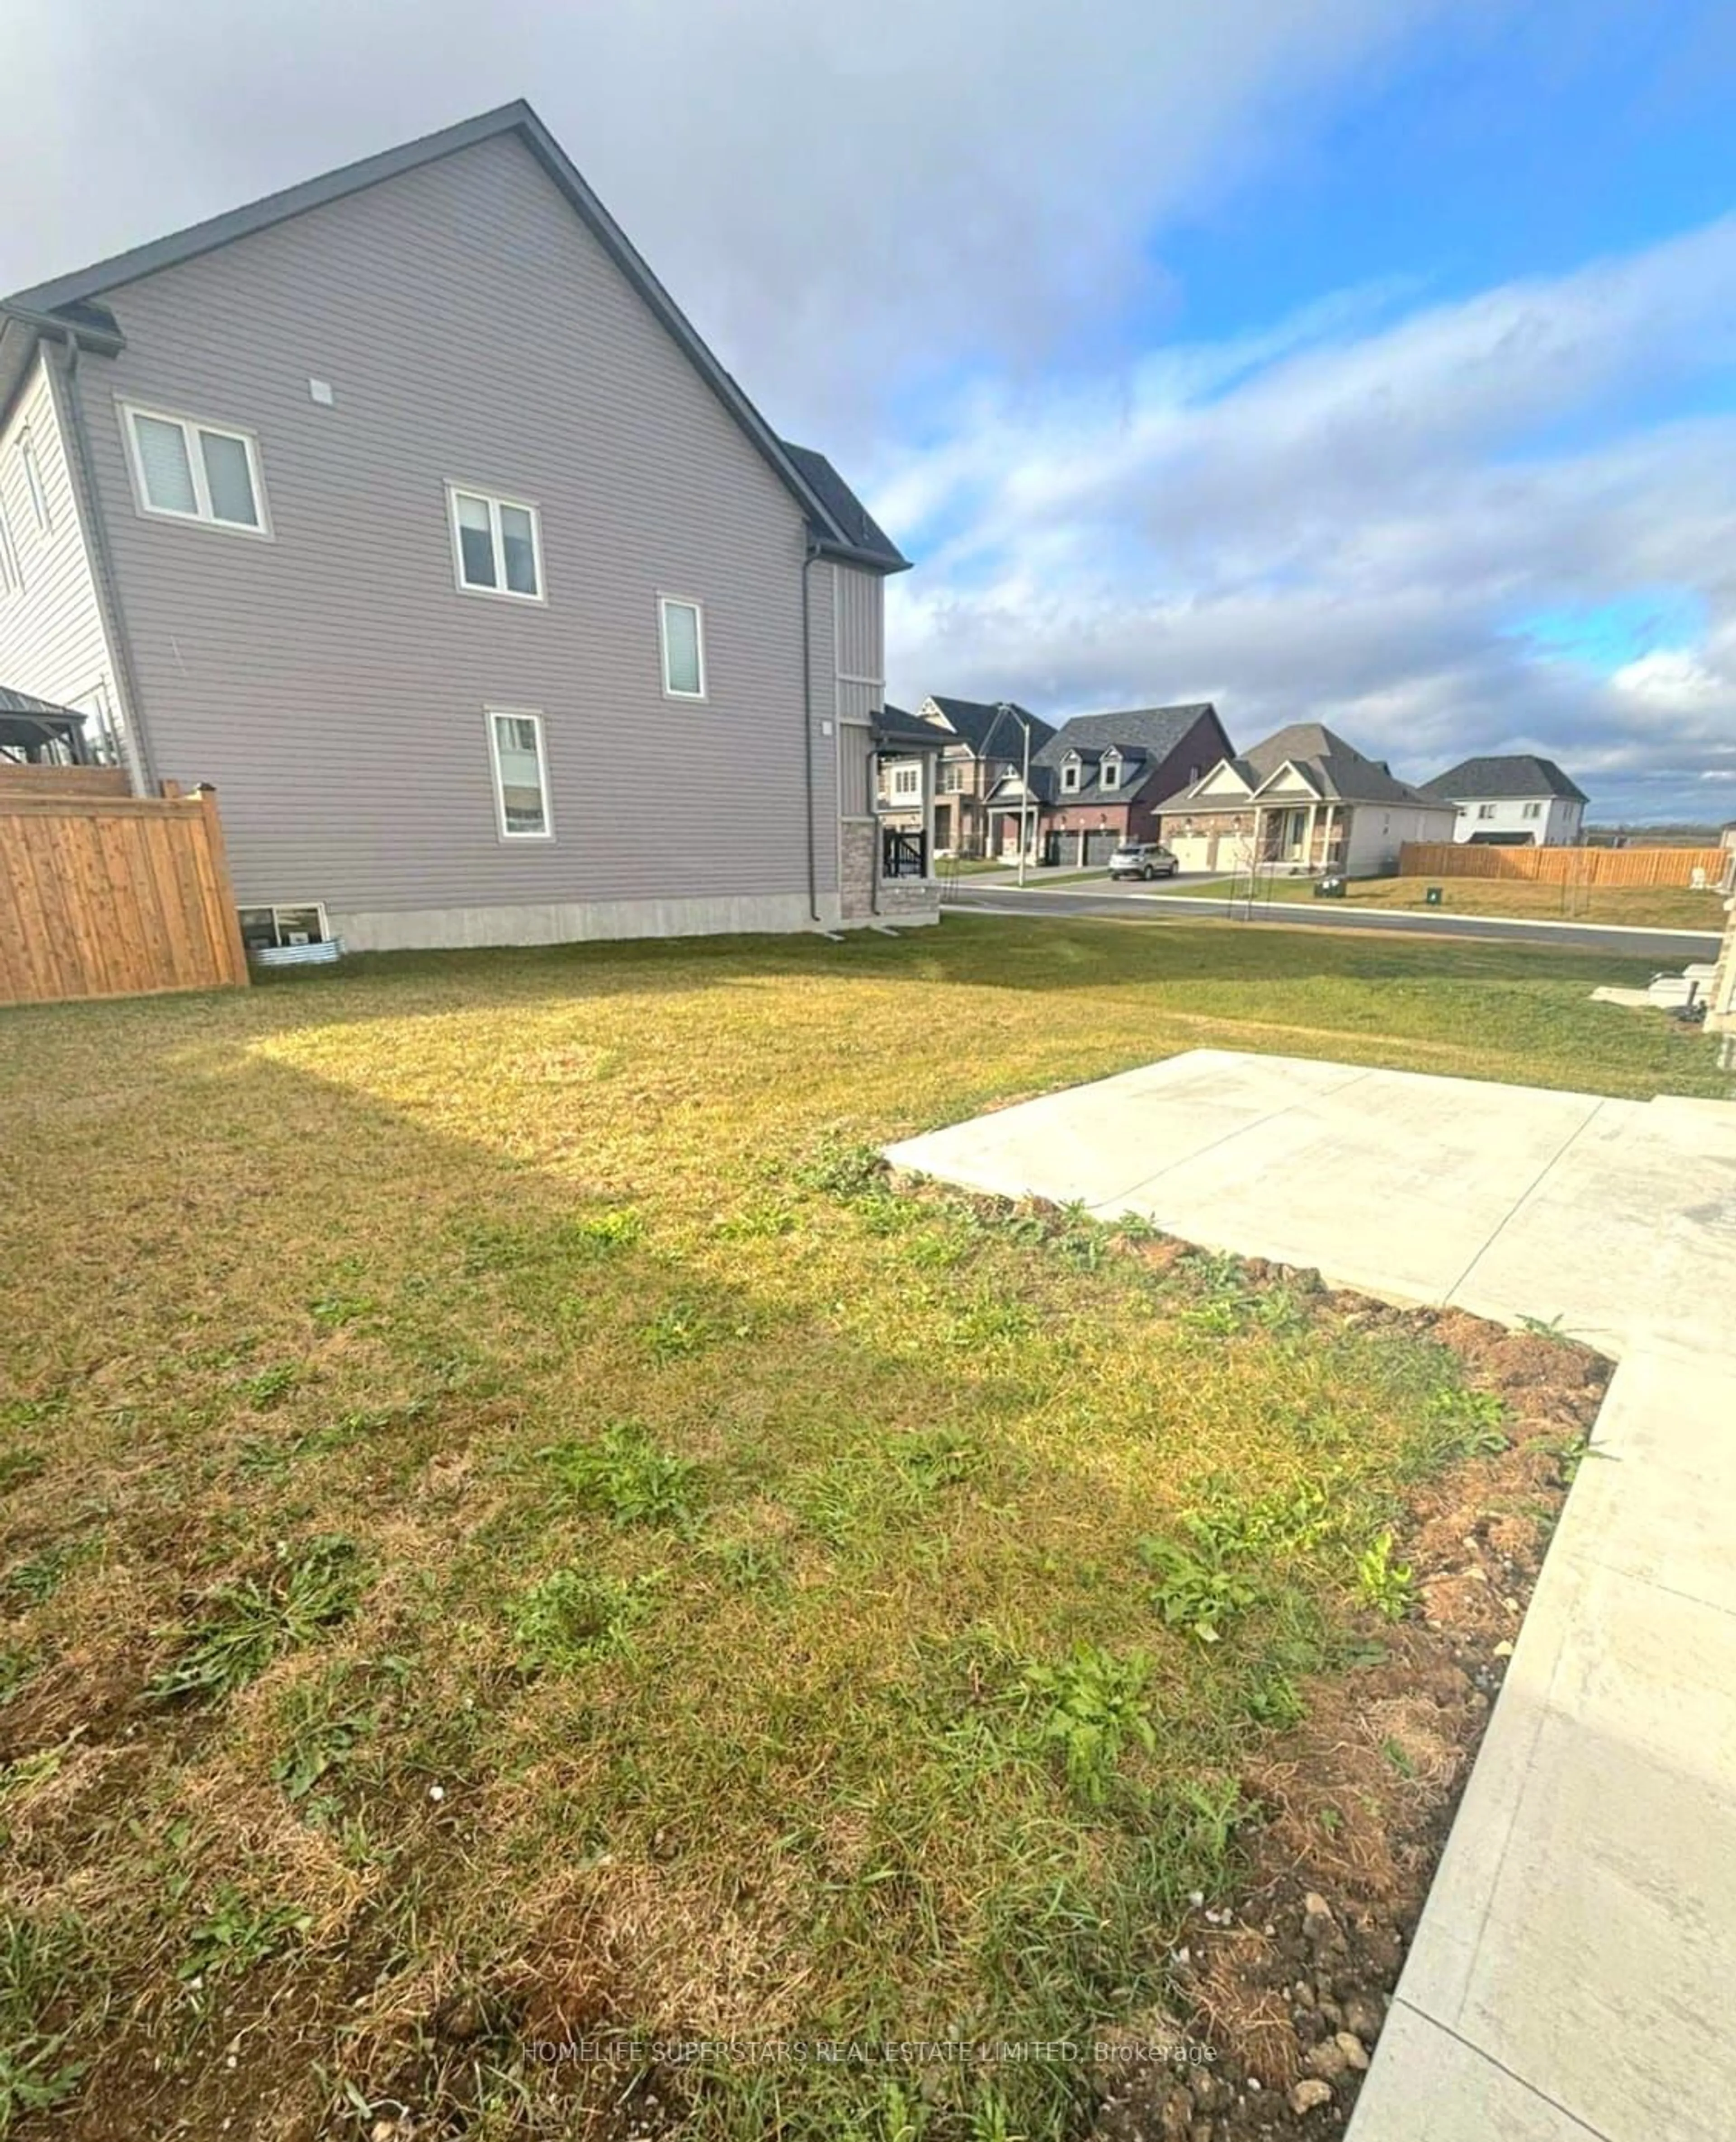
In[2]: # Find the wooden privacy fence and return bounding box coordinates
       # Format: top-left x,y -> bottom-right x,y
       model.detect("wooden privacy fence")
1398,841 -> 1727,888
0,780 -> 249,1007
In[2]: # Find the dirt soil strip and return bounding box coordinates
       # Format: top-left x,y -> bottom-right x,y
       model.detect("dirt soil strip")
1089,1283 -> 1606,2142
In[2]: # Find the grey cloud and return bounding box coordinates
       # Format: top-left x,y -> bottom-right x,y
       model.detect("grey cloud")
3,0 -> 1459,434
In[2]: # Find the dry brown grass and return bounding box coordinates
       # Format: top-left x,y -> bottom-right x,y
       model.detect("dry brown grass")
0,916 -> 1711,2138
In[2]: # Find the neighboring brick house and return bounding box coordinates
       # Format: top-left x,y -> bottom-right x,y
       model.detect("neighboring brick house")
982,703 -> 1232,866
1420,755 -> 1588,845
1152,722 -> 1457,875
880,697 -> 1056,857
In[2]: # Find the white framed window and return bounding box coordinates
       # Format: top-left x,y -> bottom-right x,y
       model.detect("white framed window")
486,707 -> 553,840
238,902 -> 330,952
889,761 -> 922,800
1061,758 -> 1082,794
447,484 -> 543,601
1522,801 -> 1542,819
1100,753 -> 1122,792
120,401 -> 268,533
1477,803 -> 1496,819
658,594 -> 707,699
18,430 -> 50,534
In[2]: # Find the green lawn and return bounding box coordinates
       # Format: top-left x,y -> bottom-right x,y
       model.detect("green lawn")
1145,872 -> 1722,931
0,919 -> 1722,2139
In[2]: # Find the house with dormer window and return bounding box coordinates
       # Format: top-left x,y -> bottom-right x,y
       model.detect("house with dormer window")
984,702 -> 1231,866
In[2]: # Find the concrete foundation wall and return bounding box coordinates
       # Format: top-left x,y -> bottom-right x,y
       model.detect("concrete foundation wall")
331,890 -> 839,953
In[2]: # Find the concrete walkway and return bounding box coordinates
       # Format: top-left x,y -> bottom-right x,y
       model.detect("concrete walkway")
885,1051 -> 1736,2142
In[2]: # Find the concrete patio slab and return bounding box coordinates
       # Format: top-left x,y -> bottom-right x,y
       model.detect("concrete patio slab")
1348,2003 -> 1607,2140
884,1050 -> 1736,2142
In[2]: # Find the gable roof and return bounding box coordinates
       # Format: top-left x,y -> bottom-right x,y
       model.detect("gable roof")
0,103 -> 906,573
1018,704 -> 1218,803
1421,755 -> 1588,804
1154,721 -> 1450,814
919,697 -> 1056,758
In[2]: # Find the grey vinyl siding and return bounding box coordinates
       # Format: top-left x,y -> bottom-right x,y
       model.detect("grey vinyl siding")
0,354 -> 119,742
72,132 -> 840,913
835,567 -> 882,686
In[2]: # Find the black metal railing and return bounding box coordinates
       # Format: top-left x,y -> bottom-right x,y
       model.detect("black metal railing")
882,829 -> 928,880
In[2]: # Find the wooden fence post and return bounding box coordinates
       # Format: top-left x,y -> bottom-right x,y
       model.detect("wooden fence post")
195,785 -> 251,987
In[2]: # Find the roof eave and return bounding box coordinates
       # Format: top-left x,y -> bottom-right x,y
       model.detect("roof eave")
0,304 -> 127,423
812,536 -> 912,575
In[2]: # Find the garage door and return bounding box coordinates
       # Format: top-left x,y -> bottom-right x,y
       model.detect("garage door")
1082,830 -> 1119,866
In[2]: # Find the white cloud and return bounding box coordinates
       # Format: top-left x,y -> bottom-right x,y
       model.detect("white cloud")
884,218 -> 1736,818
5,0 -> 1730,817
1,0 -> 1468,429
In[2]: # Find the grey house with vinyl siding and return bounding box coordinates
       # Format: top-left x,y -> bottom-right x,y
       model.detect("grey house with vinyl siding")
0,102 -> 925,950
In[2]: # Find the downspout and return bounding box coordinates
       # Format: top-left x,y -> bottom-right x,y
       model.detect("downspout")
800,540 -> 821,922
55,334 -> 155,793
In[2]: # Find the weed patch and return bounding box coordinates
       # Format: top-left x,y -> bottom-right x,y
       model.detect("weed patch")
149,1537 -> 368,1704
538,1422 -> 701,1531
506,1570 -> 659,1674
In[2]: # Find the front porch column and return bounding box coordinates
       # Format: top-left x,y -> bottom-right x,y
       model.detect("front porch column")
1305,801 -> 1318,871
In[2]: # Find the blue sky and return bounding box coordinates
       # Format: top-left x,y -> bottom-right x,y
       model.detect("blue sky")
5,0 -> 1735,818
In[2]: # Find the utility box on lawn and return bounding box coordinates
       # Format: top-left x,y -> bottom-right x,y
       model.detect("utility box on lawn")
1314,876 -> 1346,899
1424,885 -> 1444,906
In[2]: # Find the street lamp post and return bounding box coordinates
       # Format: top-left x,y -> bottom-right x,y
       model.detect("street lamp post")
1001,702 -> 1034,887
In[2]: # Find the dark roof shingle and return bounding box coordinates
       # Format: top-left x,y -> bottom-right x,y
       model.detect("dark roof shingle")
920,697 -> 1056,757
1421,755 -> 1588,804
1027,704 -> 1219,803
779,442 -> 910,571
1152,721 -> 1453,814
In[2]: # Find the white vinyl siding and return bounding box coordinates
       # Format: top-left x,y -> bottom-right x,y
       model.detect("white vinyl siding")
0,356 -> 128,776
19,430 -> 50,533
448,485 -> 543,600
0,500 -> 20,596
487,708 -> 552,839
120,401 -> 267,532
658,594 -> 706,698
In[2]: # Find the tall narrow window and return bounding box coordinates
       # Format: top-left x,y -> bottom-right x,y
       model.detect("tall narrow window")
487,708 -> 552,839
121,403 -> 265,530
659,596 -> 706,699
19,430 -> 50,533
448,486 -> 542,600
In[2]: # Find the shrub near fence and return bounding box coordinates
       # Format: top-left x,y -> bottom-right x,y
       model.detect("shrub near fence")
1397,842 -> 1726,888
0,778 -> 249,1006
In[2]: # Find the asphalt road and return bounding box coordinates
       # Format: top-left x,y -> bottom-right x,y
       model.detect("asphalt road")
943,882 -> 1723,963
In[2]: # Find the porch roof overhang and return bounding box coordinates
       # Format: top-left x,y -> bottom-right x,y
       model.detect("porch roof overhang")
870,716 -> 947,756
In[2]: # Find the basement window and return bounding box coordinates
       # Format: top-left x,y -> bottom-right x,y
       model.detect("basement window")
238,903 -> 329,952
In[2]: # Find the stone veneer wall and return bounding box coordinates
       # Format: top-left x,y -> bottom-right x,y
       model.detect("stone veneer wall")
840,822 -> 876,922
